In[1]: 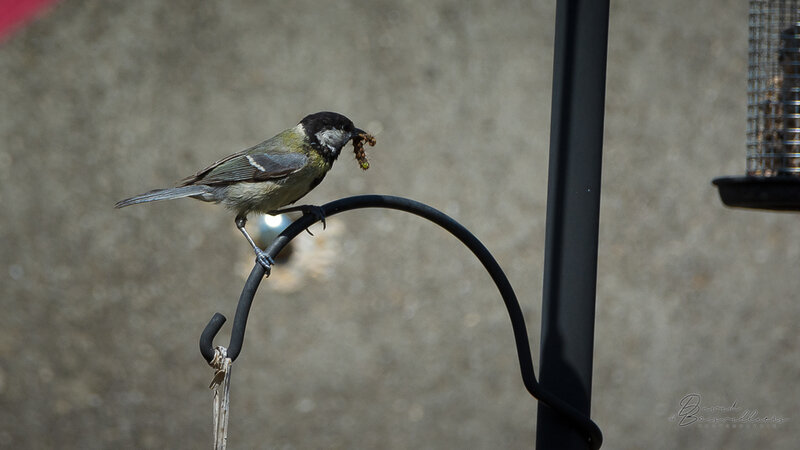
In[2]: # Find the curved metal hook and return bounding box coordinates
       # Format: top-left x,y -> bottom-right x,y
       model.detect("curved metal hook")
199,263 -> 266,362
198,194 -> 602,448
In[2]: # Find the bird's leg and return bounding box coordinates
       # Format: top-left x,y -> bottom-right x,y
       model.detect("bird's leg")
235,215 -> 273,275
268,205 -> 326,235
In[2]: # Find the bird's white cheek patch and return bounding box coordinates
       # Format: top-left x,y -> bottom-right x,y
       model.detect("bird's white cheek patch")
246,155 -> 266,172
316,129 -> 348,155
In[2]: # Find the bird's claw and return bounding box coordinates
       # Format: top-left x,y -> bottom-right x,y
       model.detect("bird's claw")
268,205 -> 327,236
301,205 -> 326,235
255,249 -> 274,276
306,206 -> 326,230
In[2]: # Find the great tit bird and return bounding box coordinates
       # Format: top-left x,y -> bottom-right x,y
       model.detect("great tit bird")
115,111 -> 374,273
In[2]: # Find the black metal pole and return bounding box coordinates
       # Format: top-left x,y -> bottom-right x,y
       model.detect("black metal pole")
537,0 -> 609,449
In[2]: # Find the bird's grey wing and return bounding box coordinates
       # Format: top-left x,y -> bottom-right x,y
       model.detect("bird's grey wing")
181,152 -> 308,186
178,134 -> 307,186
178,149 -> 248,186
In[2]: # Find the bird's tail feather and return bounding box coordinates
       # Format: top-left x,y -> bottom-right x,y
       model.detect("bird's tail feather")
115,185 -> 212,208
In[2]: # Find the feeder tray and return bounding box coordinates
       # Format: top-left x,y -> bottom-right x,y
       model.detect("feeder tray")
713,175 -> 800,210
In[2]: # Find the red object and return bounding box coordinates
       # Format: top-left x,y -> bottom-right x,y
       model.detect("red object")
0,0 -> 60,41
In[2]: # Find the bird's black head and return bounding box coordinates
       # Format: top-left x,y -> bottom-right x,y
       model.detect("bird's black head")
298,111 -> 364,162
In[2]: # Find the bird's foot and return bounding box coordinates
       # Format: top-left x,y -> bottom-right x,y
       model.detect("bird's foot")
236,214 -> 274,276
269,205 -> 326,236
300,205 -> 326,232
254,248 -> 274,276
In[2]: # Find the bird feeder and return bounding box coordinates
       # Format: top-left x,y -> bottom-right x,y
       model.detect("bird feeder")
714,0 -> 800,209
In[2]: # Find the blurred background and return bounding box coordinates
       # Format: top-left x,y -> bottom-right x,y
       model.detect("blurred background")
1,0 -> 798,448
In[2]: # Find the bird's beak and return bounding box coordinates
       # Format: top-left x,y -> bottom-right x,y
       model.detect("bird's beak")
353,128 -> 377,147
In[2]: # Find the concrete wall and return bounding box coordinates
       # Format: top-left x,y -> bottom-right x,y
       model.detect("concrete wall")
1,1 -> 796,448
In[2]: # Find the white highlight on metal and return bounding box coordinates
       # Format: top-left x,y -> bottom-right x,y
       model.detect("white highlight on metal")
246,155 -> 266,172
263,214 -> 284,228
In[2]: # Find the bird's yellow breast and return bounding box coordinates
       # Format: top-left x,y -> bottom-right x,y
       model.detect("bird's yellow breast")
221,148 -> 332,217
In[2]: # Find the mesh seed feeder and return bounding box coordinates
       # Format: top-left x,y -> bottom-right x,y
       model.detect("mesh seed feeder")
714,0 -> 800,209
